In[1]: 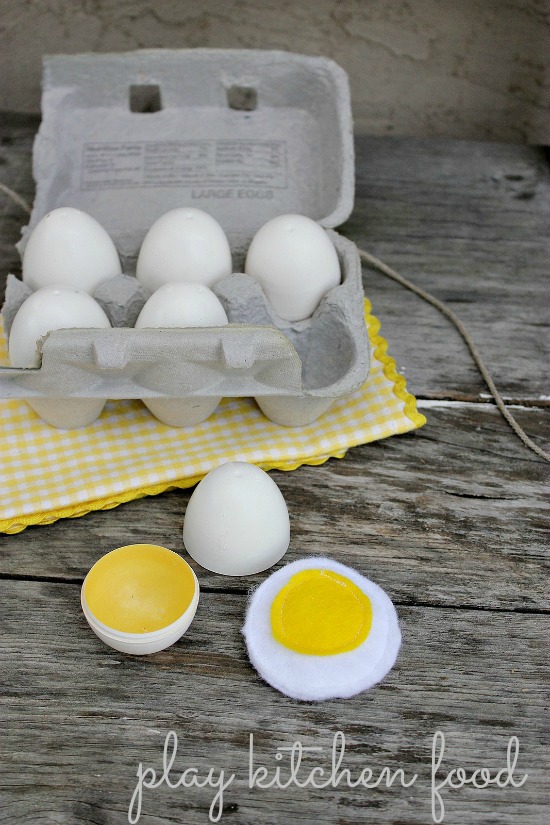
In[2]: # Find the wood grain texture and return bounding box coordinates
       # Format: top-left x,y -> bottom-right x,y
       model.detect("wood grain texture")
345,137 -> 550,401
0,581 -> 547,825
1,406 -> 548,611
0,115 -> 35,301
0,119 -> 548,824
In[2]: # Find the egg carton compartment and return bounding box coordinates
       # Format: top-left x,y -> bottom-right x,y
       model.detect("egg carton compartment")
0,49 -> 369,428
0,231 -> 370,427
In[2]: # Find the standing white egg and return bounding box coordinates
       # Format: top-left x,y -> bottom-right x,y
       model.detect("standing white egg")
183,462 -> 290,576
135,282 -> 228,427
22,207 -> 122,293
245,214 -> 341,322
135,282 -> 228,329
8,286 -> 111,428
9,286 -> 111,368
136,208 -> 232,293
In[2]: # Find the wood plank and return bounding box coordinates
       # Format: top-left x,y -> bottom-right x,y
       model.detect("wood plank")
0,115 -> 547,825
0,580 -> 547,825
1,406 -> 548,611
346,137 -> 550,401
0,114 -> 35,302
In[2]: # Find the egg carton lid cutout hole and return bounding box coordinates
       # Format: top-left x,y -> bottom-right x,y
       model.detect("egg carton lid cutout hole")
0,50 -> 370,424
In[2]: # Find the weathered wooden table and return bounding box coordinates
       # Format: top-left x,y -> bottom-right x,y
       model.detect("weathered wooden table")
1,116 -> 548,824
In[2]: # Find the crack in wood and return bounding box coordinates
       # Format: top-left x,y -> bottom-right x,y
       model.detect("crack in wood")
1,573 -> 548,617
442,490 -> 514,501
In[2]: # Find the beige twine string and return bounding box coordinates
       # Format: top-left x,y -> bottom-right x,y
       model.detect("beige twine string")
358,247 -> 550,462
0,183 -> 547,461
0,183 -> 32,215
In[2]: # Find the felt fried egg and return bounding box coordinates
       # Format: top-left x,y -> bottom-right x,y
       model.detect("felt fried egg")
243,557 -> 401,701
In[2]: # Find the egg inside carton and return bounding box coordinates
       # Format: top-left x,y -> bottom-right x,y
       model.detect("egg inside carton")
2,228 -> 369,428
0,50 -> 370,428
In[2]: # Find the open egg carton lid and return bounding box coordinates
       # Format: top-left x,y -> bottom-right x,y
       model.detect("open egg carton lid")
0,49 -> 369,419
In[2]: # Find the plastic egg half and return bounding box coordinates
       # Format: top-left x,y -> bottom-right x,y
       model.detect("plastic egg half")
81,544 -> 200,655
183,462 -> 290,576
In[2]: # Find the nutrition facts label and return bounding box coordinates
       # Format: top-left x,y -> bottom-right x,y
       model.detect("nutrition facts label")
81,140 -> 287,191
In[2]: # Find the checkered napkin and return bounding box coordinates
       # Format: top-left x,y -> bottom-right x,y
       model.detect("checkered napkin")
0,298 -> 426,534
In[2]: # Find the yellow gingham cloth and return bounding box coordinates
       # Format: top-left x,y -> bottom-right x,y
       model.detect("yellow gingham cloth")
0,298 -> 426,534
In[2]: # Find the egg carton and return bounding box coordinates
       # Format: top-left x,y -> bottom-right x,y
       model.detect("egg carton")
0,49 -> 370,428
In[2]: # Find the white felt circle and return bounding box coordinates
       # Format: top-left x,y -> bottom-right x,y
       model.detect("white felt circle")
242,557 -> 401,701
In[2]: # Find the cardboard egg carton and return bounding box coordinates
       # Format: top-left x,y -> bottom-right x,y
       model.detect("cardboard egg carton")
0,49 -> 370,428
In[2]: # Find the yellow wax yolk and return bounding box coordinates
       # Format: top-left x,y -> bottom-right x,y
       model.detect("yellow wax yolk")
270,568 -> 372,655
84,544 -> 196,633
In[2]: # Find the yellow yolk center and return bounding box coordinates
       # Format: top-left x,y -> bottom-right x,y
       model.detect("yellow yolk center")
270,568 -> 373,655
84,544 -> 196,633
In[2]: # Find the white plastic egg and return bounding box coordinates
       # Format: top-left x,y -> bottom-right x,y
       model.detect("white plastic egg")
135,282 -> 229,329
136,208 -> 233,293
8,286 -> 112,427
244,214 -> 341,322
135,283 -> 228,427
22,207 -> 122,293
8,286 -> 111,368
183,462 -> 290,576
